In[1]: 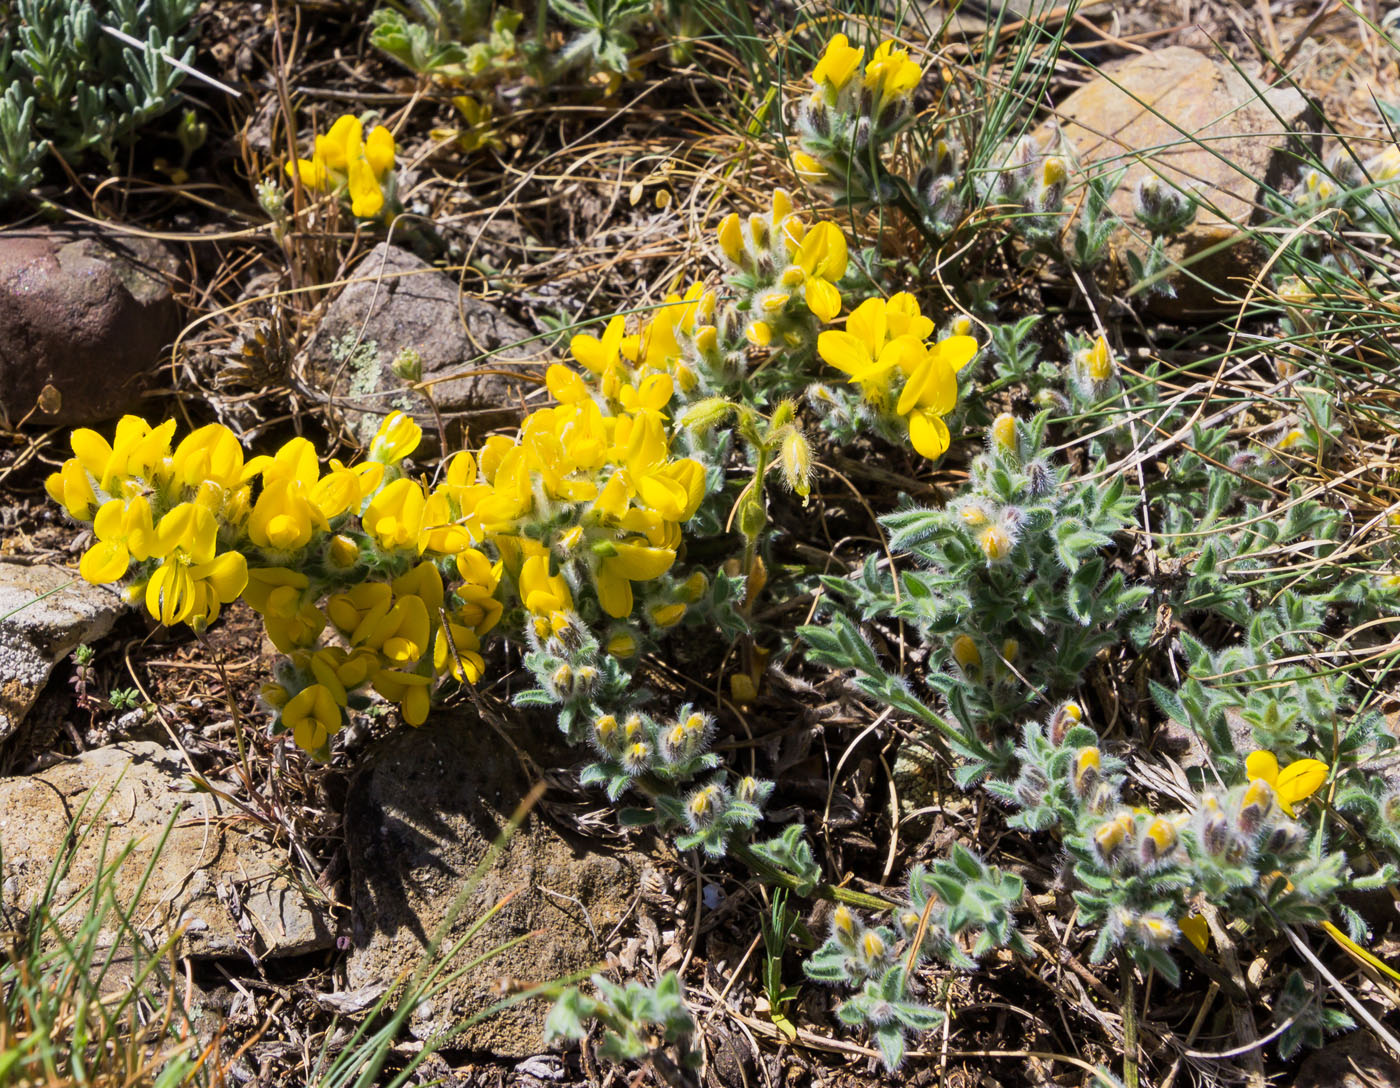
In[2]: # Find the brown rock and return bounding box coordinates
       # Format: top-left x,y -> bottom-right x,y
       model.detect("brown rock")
0,227 -> 182,426
1044,47 -> 1314,313
1294,1030 -> 1400,1088
0,742 -> 332,958
302,244 -> 534,451
344,714 -> 648,1058
0,562 -> 124,742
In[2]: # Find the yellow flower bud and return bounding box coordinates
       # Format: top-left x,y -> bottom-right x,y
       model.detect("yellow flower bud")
1084,336 -> 1113,382
327,533 -> 361,569
745,321 -> 772,347
951,634 -> 981,672
978,524 -> 1013,562
729,672 -> 758,704
606,632 -> 638,658
991,412 -> 1017,453
779,429 -> 813,498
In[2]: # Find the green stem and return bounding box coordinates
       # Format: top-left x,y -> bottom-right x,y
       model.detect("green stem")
732,841 -> 896,913
1121,952 -> 1140,1088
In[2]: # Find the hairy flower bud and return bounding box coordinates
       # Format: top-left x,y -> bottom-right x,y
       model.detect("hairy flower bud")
1049,701 -> 1083,746
779,429 -> 813,499
1238,778 -> 1275,834
1071,746 -> 1101,800
1141,816 -> 1178,864
990,412 -> 1017,455
951,634 -> 981,675
978,524 -> 1013,563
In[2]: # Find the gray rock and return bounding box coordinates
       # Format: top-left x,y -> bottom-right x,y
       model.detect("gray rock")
344,714 -> 648,1058
0,227 -> 181,426
0,742 -> 332,958
0,562 -> 124,742
1041,47 -> 1315,314
301,244 -> 533,450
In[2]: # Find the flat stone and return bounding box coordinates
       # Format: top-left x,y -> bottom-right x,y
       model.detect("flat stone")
344,714 -> 648,1058
302,244 -> 533,450
1043,47 -> 1314,313
0,742 -> 332,958
0,227 -> 181,426
0,562 -> 124,742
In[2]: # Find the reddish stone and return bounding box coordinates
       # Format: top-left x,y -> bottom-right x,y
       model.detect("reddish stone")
0,227 -> 181,426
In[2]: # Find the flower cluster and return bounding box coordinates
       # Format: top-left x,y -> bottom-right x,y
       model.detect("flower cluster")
286,113 -> 398,220
816,293 -> 976,459
804,846 -> 1028,1070
792,33 -> 923,202
49,387 -> 708,758
998,697 -> 1346,983
716,189 -> 848,350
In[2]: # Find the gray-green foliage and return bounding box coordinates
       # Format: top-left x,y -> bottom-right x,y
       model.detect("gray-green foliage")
369,0 -> 650,85
803,846 -> 1028,1070
806,412 -> 1150,778
0,0 -> 198,199
545,972 -> 697,1071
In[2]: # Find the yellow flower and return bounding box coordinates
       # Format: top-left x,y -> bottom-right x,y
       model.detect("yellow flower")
594,540 -> 677,619
863,40 -> 922,113
1179,913 -> 1210,953
1082,335 -> 1114,382
372,668 -> 433,726
80,497 -> 156,584
69,416 -> 176,493
281,683 -> 344,755
286,114 -> 396,220
370,410 -> 421,464
170,423 -> 247,492
46,458 -> 99,521
817,294 -> 935,405
895,334 -> 977,459
143,503 -> 248,628
1245,750 -> 1329,815
788,221 -> 847,322
812,33 -> 864,94
363,477 -> 427,552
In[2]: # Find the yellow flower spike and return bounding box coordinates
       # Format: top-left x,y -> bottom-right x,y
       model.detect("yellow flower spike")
793,221 -> 847,321
282,683 -> 344,755
811,33 -> 864,93
370,411 -> 422,464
